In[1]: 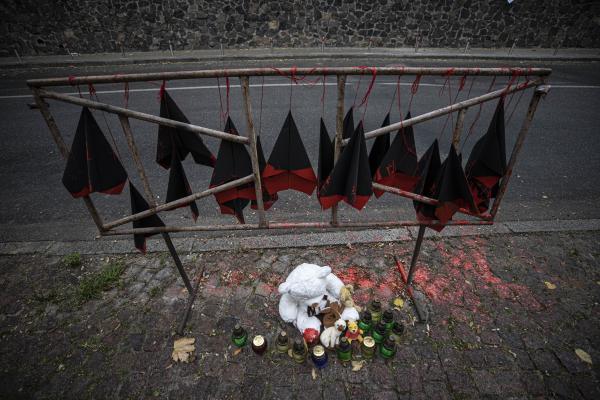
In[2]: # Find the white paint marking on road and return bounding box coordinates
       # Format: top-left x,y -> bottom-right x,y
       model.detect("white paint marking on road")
1,82 -> 599,100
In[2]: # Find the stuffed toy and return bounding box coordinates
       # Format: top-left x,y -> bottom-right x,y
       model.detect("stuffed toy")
339,284 -> 361,312
344,320 -> 363,343
278,263 -> 360,335
320,318 -> 346,349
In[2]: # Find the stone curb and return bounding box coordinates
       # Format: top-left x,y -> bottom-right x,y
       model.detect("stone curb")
1,218 -> 598,256
3,48 -> 600,69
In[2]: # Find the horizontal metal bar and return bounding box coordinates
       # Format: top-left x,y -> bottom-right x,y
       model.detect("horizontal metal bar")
103,175 -> 254,230
27,67 -> 551,88
38,89 -> 249,144
101,218 -> 493,236
349,78 -> 543,144
372,183 -> 492,220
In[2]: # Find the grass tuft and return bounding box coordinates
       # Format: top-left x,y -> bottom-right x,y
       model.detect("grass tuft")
62,252 -> 82,268
76,261 -> 125,303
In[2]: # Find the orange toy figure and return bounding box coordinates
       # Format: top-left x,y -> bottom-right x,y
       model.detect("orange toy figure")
344,320 -> 363,343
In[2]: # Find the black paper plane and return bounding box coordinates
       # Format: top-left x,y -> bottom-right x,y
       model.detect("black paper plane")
413,140 -> 442,228
432,144 -> 477,225
209,117 -> 254,223
317,118 -> 335,197
262,111 -> 317,196
251,136 -> 278,211
465,99 -> 507,212
62,107 -> 128,198
319,121 -> 373,210
342,107 -> 355,140
368,113 -> 391,178
156,91 -> 215,169
373,113 -> 419,198
166,149 -> 199,221
129,182 -> 165,254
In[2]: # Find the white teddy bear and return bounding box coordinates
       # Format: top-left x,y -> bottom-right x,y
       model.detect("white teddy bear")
278,263 -> 360,335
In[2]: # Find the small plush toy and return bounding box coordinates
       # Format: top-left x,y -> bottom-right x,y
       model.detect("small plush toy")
320,318 -> 346,349
344,320 -> 363,343
339,284 -> 361,312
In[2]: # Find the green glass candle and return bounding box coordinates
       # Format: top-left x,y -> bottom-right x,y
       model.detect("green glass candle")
336,337 -> 352,362
372,321 -> 386,344
231,324 -> 248,347
358,310 -> 373,335
368,299 -> 383,323
292,339 -> 307,364
390,321 -> 405,343
276,331 -> 289,353
379,335 -> 397,359
382,310 -> 394,331
361,336 -> 376,359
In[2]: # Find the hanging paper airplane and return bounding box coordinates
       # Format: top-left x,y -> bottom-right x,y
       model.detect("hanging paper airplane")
317,118 -> 335,198
373,113 -> 419,198
342,107 -> 355,140
465,98 -> 507,212
413,140 -> 442,228
262,111 -> 317,196
165,148 -> 199,221
209,117 -> 254,223
129,183 -> 165,254
251,136 -> 278,211
156,90 -> 215,169
62,107 -> 127,198
368,113 -> 391,178
432,144 -> 477,226
319,121 -> 373,210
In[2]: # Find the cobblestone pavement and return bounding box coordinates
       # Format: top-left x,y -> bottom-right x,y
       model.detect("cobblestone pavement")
0,231 -> 599,399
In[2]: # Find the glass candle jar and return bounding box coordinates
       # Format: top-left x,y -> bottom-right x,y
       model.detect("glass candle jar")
379,335 -> 397,359
276,331 -> 289,353
311,345 -> 328,369
361,336 -> 376,359
372,321 -> 387,344
292,339 -> 307,364
251,335 -> 267,355
368,299 -> 383,323
358,310 -> 373,335
336,337 -> 352,363
231,324 -> 248,347
382,310 -> 394,331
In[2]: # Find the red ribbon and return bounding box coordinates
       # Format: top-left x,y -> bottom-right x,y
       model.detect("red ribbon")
158,79 -> 166,101
68,75 -> 83,98
357,66 -> 377,108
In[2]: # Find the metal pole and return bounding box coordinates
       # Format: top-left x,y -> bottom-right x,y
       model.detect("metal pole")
452,108 -> 467,148
37,90 -> 248,144
27,67 -> 552,87
116,115 -> 193,295
331,74 -> 346,226
355,78 -> 543,144
407,225 -> 426,285
102,218 -> 492,236
490,85 -> 549,217
163,232 -> 193,293
103,175 -> 254,230
240,76 -> 267,228
32,89 -> 105,232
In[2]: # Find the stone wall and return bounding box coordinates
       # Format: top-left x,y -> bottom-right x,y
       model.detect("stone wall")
1,0 -> 599,57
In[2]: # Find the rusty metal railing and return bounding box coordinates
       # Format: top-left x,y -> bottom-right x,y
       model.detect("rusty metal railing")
28,66 -> 551,326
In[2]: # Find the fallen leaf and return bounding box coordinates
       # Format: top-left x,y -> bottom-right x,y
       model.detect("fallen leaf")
287,348 -> 293,358
233,348 -> 242,356
351,360 -> 365,371
311,368 -> 317,380
544,281 -> 556,290
575,349 -> 592,364
392,298 -> 404,309
172,337 -> 195,363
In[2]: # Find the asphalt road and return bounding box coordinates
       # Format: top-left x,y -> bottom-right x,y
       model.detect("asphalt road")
1,58 -> 599,242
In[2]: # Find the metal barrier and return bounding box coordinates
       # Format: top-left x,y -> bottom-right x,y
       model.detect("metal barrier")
27,66 -> 551,330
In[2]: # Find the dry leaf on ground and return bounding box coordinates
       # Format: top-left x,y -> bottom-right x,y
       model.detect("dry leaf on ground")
233,348 -> 242,356
351,360 -> 365,371
392,298 -> 404,309
172,337 -> 195,363
575,348 -> 592,364
544,281 -> 557,290
311,368 -> 317,380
